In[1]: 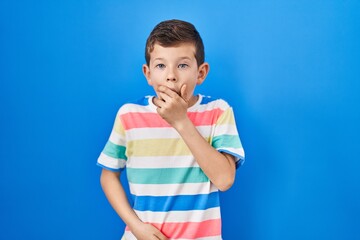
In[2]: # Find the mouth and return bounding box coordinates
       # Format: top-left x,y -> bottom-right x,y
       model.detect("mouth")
157,85 -> 182,96
162,86 -> 180,95
170,88 -> 180,94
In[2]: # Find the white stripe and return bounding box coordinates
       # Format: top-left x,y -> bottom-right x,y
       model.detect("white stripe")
178,237 -> 221,240
129,182 -> 218,196
122,231 -> 137,240
134,207 -> 221,223
109,130 -> 126,145
119,101 -> 153,114
127,127 -> 180,140
127,155 -> 199,168
126,126 -> 214,141
191,103 -> 224,112
97,152 -> 126,169
197,125 -> 213,137
214,124 -> 239,136
192,97 -> 229,113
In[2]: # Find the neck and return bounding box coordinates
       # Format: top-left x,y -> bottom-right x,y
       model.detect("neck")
188,95 -> 199,107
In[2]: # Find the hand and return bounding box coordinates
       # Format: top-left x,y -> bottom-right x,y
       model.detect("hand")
131,222 -> 168,240
153,85 -> 189,127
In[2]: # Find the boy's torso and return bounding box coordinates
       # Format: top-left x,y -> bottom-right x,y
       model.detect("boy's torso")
120,95 -> 225,239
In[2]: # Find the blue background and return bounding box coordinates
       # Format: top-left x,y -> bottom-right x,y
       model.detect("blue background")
1,0 -> 359,239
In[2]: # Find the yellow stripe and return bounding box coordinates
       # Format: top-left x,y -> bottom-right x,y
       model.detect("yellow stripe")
114,118 -> 125,135
217,107 -> 236,125
127,137 -> 210,157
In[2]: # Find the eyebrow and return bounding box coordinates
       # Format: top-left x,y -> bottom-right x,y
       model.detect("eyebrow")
153,58 -> 164,62
178,57 -> 192,61
153,57 -> 192,62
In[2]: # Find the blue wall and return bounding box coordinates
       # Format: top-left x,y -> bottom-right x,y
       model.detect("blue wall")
1,1 -> 359,239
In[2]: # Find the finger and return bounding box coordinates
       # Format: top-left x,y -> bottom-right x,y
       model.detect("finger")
152,227 -> 168,240
154,233 -> 168,240
158,86 -> 179,98
153,97 -> 165,108
153,234 -> 161,240
157,91 -> 173,103
180,84 -> 188,102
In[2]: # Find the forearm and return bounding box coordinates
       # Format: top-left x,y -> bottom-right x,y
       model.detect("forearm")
100,169 -> 141,228
174,118 -> 236,191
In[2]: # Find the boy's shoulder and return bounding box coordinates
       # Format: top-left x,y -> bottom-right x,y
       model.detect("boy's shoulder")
125,95 -> 152,106
117,96 -> 153,115
198,95 -> 231,110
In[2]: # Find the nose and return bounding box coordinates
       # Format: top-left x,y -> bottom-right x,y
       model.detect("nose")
166,68 -> 177,82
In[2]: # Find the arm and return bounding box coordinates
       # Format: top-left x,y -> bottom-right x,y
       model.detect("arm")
154,86 -> 236,191
174,119 -> 236,191
100,169 -> 168,240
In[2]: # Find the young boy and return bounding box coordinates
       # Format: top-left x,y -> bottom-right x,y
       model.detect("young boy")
98,19 -> 245,240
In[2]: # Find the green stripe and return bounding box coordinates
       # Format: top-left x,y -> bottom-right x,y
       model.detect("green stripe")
103,141 -> 127,160
126,167 -> 209,184
212,135 -> 242,149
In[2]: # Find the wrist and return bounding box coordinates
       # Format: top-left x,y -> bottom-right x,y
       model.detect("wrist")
128,221 -> 144,234
173,117 -> 193,134
125,215 -> 143,231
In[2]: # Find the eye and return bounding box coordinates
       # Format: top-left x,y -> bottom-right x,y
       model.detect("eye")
155,64 -> 165,69
178,63 -> 189,69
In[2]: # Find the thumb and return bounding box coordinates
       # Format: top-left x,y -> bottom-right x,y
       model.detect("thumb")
180,84 -> 188,102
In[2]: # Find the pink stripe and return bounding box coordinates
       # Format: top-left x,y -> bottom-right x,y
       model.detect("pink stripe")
125,219 -> 221,239
121,109 -> 224,130
121,112 -> 170,130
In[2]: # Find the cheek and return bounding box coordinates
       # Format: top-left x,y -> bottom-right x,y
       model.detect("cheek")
185,83 -> 197,94
149,79 -> 161,88
152,74 -> 165,84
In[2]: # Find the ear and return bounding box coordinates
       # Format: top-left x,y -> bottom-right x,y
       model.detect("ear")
142,64 -> 152,86
197,62 -> 210,85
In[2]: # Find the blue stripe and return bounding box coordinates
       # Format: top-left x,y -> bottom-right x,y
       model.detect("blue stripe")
236,158 -> 245,168
218,149 -> 245,169
131,191 -> 220,212
96,163 -> 124,172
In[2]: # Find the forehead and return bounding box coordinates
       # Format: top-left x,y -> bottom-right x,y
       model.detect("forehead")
150,43 -> 196,60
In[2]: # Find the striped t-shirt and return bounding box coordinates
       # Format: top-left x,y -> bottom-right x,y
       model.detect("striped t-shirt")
97,94 -> 245,239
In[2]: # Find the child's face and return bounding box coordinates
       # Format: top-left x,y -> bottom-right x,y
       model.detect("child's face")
143,43 -> 209,106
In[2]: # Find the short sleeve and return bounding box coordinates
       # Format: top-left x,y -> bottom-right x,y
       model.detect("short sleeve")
211,106 -> 245,168
97,110 -> 127,172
